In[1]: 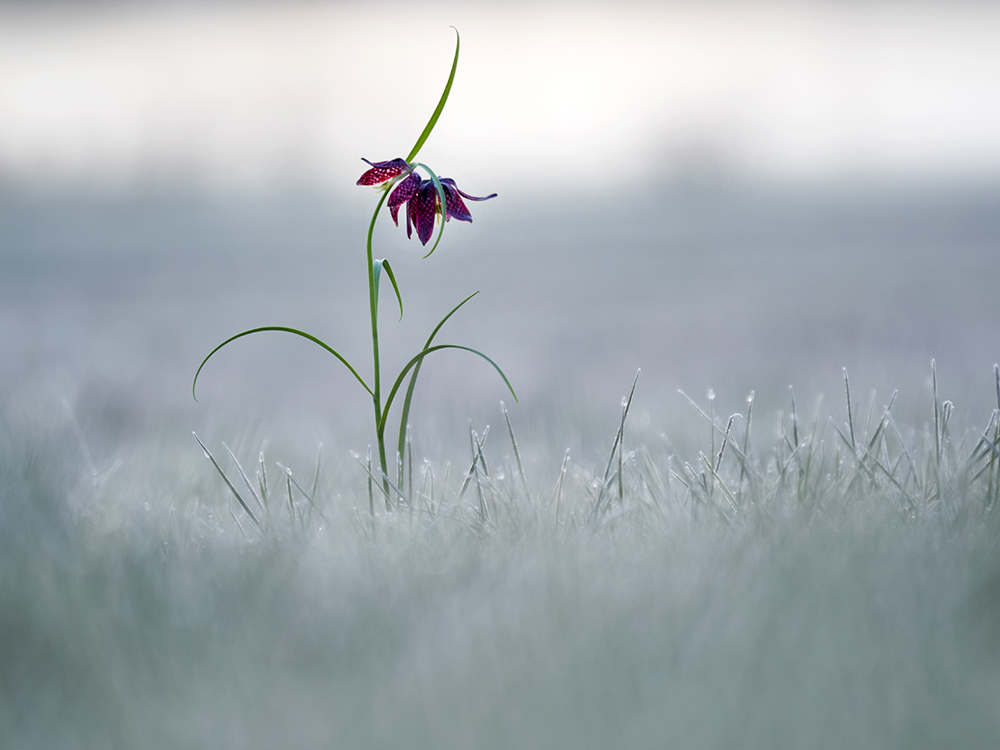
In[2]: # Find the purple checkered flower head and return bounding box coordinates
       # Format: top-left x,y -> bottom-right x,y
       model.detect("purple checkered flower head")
357,158 -> 497,246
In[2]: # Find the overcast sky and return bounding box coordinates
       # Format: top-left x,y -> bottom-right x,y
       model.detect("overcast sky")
1,1 -> 999,195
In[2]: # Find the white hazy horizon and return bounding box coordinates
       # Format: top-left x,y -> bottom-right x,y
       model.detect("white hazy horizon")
1,1 -> 999,195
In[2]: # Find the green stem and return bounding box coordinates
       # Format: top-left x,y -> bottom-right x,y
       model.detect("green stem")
366,191 -> 391,498
364,26 -> 460,502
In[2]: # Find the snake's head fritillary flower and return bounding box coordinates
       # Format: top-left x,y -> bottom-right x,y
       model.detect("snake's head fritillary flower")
358,158 -> 497,246
405,178 -> 497,245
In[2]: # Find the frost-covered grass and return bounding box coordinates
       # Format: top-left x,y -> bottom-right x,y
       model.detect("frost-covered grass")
3,364 -> 1000,749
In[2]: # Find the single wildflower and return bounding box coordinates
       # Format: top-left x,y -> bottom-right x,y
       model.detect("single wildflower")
358,157 -> 496,246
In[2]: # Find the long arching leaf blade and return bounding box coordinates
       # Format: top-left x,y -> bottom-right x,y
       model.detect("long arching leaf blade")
193,326 -> 372,401
405,28 -> 460,164
380,343 -> 516,435
397,292 -> 479,459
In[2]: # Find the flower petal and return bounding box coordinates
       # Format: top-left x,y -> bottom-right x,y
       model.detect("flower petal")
439,179 -> 472,223
357,158 -> 410,186
409,182 -> 440,245
453,181 -> 498,202
388,173 -> 421,225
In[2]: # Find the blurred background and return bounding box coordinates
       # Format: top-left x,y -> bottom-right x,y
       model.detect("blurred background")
2,0 -> 999,458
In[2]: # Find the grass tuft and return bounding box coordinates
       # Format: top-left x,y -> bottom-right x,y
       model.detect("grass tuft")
5,364 -> 1000,748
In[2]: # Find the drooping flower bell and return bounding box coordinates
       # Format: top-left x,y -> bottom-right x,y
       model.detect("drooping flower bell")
358,158 -> 497,246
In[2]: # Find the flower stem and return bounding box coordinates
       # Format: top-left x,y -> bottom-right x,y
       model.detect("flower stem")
366,191 -> 391,500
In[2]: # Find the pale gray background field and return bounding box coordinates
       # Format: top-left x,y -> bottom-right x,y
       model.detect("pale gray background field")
3,181 -> 999,460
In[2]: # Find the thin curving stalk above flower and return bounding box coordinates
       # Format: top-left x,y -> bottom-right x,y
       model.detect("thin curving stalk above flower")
193,28 -> 515,507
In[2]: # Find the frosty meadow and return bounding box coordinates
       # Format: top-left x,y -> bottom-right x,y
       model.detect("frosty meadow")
3,22 -> 1000,750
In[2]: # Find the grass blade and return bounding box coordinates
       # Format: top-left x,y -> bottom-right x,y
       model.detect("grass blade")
193,433 -> 260,528
844,368 -> 856,454
553,448 -> 570,530
458,426 -> 489,500
502,400 -> 530,500
590,370 -> 640,521
223,443 -> 264,512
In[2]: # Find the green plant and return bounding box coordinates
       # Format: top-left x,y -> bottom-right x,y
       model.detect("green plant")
193,29 -> 515,502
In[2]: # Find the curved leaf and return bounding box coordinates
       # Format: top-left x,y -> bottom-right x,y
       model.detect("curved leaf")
193,326 -> 372,401
396,291 -> 479,460
380,258 -> 404,320
405,28 -> 460,164
379,343 -> 516,436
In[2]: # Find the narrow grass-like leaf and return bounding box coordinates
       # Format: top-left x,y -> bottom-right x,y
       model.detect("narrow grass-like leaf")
380,344 -> 516,436
886,411 -> 920,496
373,259 -> 404,320
932,359 -> 941,467
501,401 -> 529,500
405,28 -> 460,163
355,453 -> 408,507
605,370 -> 641,482
458,426 -> 489,500
406,425 -> 413,508
968,410 -> 997,465
311,444 -> 323,500
708,390 -> 716,468
355,452 -> 393,507
844,368 -> 856,454
976,430 -> 1000,461
790,385 -> 800,450
193,433 -> 260,528
715,415 -> 740,473
397,291 -> 480,462
738,391 -> 754,488
590,370 -> 640,521
229,506 -> 252,542
395,450 -> 404,512
258,452 -> 269,506
193,327 -> 371,400
638,444 -> 665,508
677,388 -> 764,490
701,453 -> 738,513
366,446 -> 375,517
223,443 -> 264,512
276,463 -> 328,523
553,448 -> 570,529
618,398 -> 627,503
678,389 -> 734,441
420,459 -> 435,518
285,473 -> 296,524
470,426 -> 489,524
